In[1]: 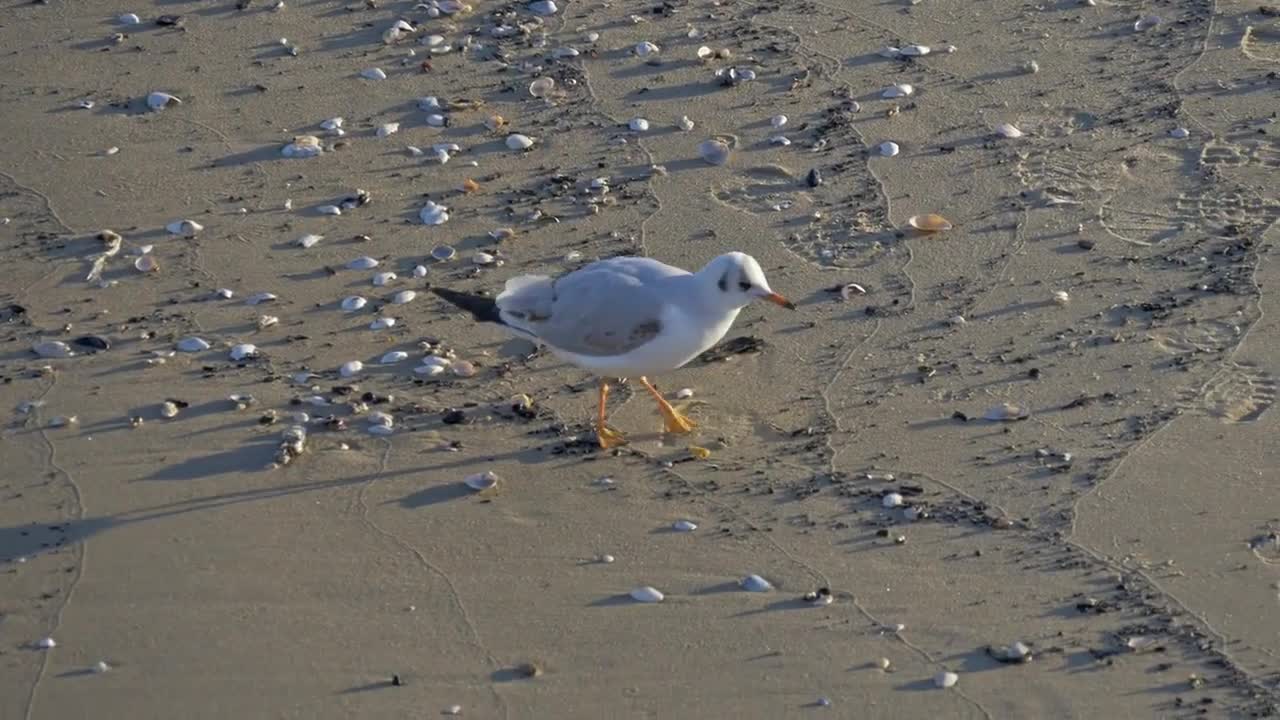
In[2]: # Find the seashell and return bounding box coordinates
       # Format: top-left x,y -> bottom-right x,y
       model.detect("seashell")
281,135 -> 323,158
317,205 -> 341,216
697,138 -> 732,165
881,83 -> 914,98
419,201 -> 450,225
630,586 -> 664,603
803,587 -> 833,605
989,641 -> 1033,664
934,672 -> 959,689
229,343 -> 259,361
1134,15 -> 1160,32
505,133 -> 535,151
1052,290 -> 1070,305
339,360 -> 363,377
296,233 -> 322,248
341,296 -> 367,312
376,122 -> 400,138
489,227 -> 516,241
94,661 -> 111,673
882,492 -> 904,508
629,117 -> 650,132
634,41 -> 660,57
118,13 -> 141,24
48,415 -> 77,428
245,292 -> 277,305
584,31 -> 600,42
675,388 -> 694,399
425,113 -> 447,128
461,178 -> 481,194
472,252 -> 495,266
672,519 -> 697,532
451,360 -> 477,377
878,46 -> 902,58
414,362 -> 447,377
907,213 -> 953,232
360,67 -> 388,80
770,114 -> 787,128
688,445 -> 712,460
380,350 -> 409,364
716,66 -> 756,85
36,637 -> 56,649
877,141 -> 900,157
994,123 -> 1024,139
166,219 -> 203,236
369,317 -> 396,330
32,340 -> 73,358
392,290 -> 417,305
677,115 -> 695,132
528,0 -> 558,15
347,256 -> 379,270
900,44 -> 930,56
463,471 -> 499,491
146,91 -> 182,111
983,402 -> 1029,422
696,45 -> 713,59
483,114 -> 506,132
176,337 -> 210,352
418,96 -> 441,111
1169,127 -> 1189,139
740,574 -> 773,592
160,400 -> 181,419
529,77 -> 555,98
134,255 -> 160,273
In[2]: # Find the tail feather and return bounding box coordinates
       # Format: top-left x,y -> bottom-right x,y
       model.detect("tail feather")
430,287 -> 504,325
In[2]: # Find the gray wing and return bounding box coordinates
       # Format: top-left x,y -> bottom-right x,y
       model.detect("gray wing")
496,266 -> 668,357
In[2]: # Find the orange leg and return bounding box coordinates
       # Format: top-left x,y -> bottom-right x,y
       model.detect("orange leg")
596,379 -> 627,449
639,377 -> 696,434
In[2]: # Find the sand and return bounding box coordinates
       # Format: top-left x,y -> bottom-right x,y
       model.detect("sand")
2,0 -> 1279,717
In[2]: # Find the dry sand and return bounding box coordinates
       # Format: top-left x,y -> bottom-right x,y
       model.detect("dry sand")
2,0 -> 1280,717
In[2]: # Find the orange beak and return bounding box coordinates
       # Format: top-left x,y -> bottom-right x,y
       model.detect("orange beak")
765,292 -> 796,310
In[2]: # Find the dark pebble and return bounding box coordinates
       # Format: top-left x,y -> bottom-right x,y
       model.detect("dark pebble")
1077,239 -> 1096,250
72,335 -> 110,351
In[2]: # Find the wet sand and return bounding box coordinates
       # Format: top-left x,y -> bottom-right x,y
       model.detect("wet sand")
2,0 -> 1279,717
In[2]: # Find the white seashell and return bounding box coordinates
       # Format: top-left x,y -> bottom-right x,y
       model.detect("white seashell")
995,123 -> 1024,139
33,341 -> 73,358
418,96 -> 441,111
881,83 -> 914,98
451,360 -> 477,377
341,296 -> 367,311
463,471 -> 499,491
629,117 -> 650,132
769,135 -> 790,146
166,219 -> 203,236
376,122 -> 400,138
368,424 -> 394,436
77,99 -> 94,110
528,0 -> 557,15
347,256 -> 379,270
696,46 -> 713,59
425,113 -> 447,127
36,637 -> 56,649
392,290 -> 417,304
672,519 -> 697,532
215,288 -> 234,299
630,586 -> 664,603
93,661 -> 111,673
369,317 -> 396,330
505,133 -> 535,151
1169,127 -> 1190,139
1134,15 -> 1161,32
934,672 -> 959,689
339,360 -> 364,377
770,114 -> 787,128
414,363 -> 447,377
317,205 -> 341,216
419,201 -> 450,225
245,292 -> 276,305
146,92 -> 182,111
431,245 -> 457,261
740,574 -> 773,592
296,233 -> 322,248
697,138 -> 732,165
878,46 -> 902,58
472,252 -> 495,265
984,402 -> 1030,422
281,135 -> 323,158
360,67 -> 388,81
882,492 -> 904,508
443,705 -> 462,716
634,41 -> 660,57
552,47 -> 579,58
229,343 -> 259,361
877,141 -> 900,157
176,337 -> 211,352
320,117 -> 343,131
118,13 -> 141,25
584,31 -> 600,42
900,44 -> 930,56
529,77 -> 555,98
380,350 -> 409,364
1052,290 -> 1070,305
382,20 -> 414,44
413,265 -> 428,278
134,255 -> 160,273
675,388 -> 694,399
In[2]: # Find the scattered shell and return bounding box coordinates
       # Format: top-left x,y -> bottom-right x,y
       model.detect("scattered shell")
900,44 -> 930,56
48,415 -> 77,428
677,115 -> 695,132
840,283 -> 867,300
146,91 -> 182,111
420,201 -> 450,225
360,67 -> 388,81
463,471 -> 500,491
369,317 -> 396,331
675,388 -> 694,399
740,574 -> 773,592
413,265 -> 428,278
296,233 -> 322,248
443,705 -> 463,716
431,245 -> 457,261
934,672 -> 959,689
505,134 -> 535,151
161,400 -> 180,418
166,219 -> 203,236
347,256 -> 379,270
634,41 -> 660,57
995,123 -> 1024,139
317,205 -> 341,216
630,586 -> 664,603
376,122 -> 400,138
989,641 -> 1033,664
93,661 -> 111,673
134,255 -> 160,273
392,290 -> 417,305
881,83 -> 914,98
1052,290 -> 1071,306
257,315 -> 279,329
32,341 -> 73,358
878,46 -> 902,58
380,350 -> 409,364
118,13 -> 141,24
877,141 -> 900,157
483,114 -> 506,132
876,657 -> 892,670
339,360 -> 363,377
451,360 -> 477,377
1134,15 -> 1161,32
672,519 -> 698,532
803,588 -> 833,606
1169,127 -> 1190,139
472,252 -> 495,266
176,337 -> 210,352
882,492 -> 904,509
320,117 -> 343,132
528,0 -> 558,16
245,292 -> 277,305
697,138 -> 732,165
489,227 -> 516,241
341,296 -> 367,311
229,344 -> 259,361
628,117 -> 650,132
529,77 -> 555,98
281,135 -> 323,158
768,135 -> 790,146
1022,59 -> 1040,74
35,637 -> 56,649
907,214 -> 953,233
983,402 -> 1030,422
770,114 -> 787,128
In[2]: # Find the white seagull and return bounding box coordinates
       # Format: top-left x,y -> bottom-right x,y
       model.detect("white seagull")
431,251 -> 795,448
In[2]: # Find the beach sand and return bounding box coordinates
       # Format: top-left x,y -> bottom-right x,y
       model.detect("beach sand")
2,0 -> 1279,717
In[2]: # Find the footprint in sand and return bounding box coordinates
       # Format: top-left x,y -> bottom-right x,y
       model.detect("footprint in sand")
1241,24 -> 1280,64
1016,145 -> 1116,208
1198,362 -> 1278,423
712,164 -> 813,217
1202,138 -> 1280,171
1150,320 -> 1242,356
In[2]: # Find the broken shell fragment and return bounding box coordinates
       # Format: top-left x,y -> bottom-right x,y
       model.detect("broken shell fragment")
1169,127 -> 1190,139
360,67 -> 387,81
677,115 -> 694,132
907,214 -> 953,233
900,44 -> 930,56
505,133 -> 535,151
419,201 -> 450,225
463,471 -> 499,491
995,123 -> 1024,139
630,586 -> 664,603
740,574 -> 773,592
881,83 -> 914,98
146,91 -> 182,111
697,138 -> 732,165
376,122 -> 400,138
176,337 -> 210,352
229,344 -> 259,361
296,233 -> 322,248
672,519 -> 697,532
934,672 -> 959,689
369,317 -> 396,331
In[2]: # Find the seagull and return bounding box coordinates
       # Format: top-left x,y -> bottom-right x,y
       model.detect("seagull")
431,251 -> 795,449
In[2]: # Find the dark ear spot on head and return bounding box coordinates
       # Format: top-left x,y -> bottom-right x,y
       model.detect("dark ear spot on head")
717,271 -> 729,292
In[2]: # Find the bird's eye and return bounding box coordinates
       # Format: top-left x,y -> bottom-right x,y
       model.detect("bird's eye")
738,281 -> 752,291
